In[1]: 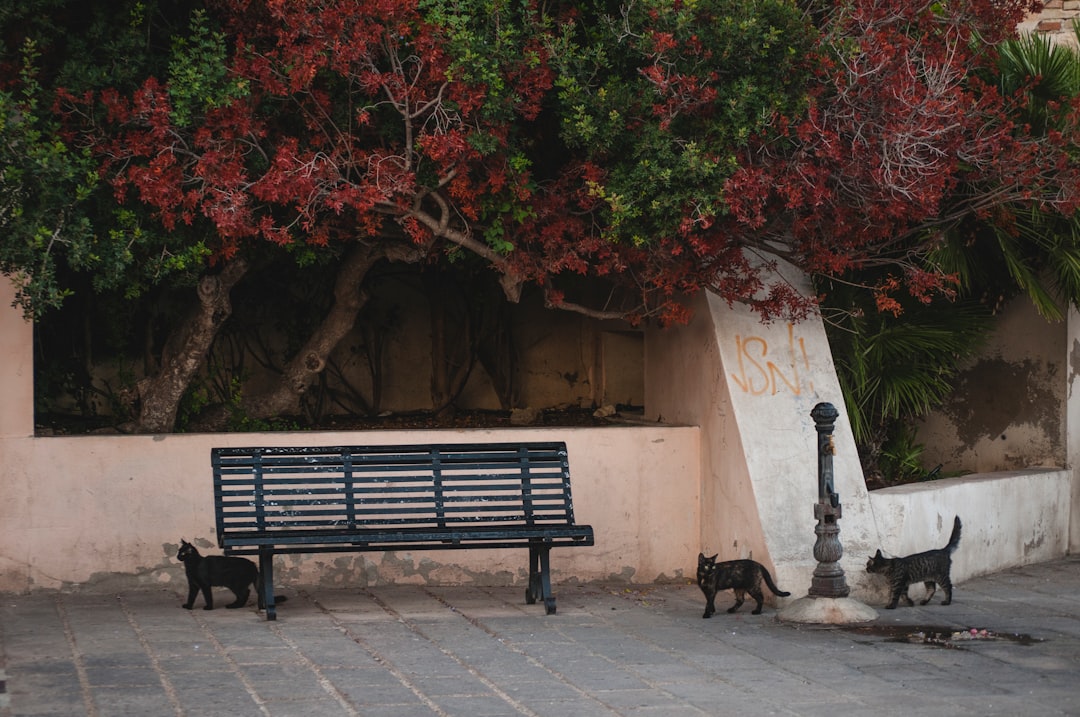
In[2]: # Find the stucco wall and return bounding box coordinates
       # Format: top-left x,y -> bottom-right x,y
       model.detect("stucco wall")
0,425 -> 700,593
0,277 -> 700,594
1070,306 -> 1080,552
868,469 -> 1071,582
644,278 -> 1074,605
2,274 -> 1075,600
0,286 -> 33,438
645,283 -> 883,599
916,296 -> 1068,473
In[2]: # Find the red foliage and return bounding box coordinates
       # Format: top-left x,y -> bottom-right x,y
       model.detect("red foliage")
55,0 -> 1079,325
723,0 -> 1073,311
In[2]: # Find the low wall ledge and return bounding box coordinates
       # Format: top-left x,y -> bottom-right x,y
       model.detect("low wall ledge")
870,467 -> 1069,495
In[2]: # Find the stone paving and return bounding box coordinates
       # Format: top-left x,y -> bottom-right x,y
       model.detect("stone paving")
2,556 -> 1079,716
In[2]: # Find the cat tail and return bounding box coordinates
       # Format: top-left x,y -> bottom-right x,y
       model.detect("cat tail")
944,516 -> 962,553
253,570 -> 288,608
761,567 -> 791,598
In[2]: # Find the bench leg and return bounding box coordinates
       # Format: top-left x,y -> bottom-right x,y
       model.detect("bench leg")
259,550 -> 277,621
527,544 -> 556,615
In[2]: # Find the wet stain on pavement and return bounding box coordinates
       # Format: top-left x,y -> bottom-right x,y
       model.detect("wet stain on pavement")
842,623 -> 1042,649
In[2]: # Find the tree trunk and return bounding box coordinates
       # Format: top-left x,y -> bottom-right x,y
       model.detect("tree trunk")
130,258 -> 249,433
242,243 -> 386,420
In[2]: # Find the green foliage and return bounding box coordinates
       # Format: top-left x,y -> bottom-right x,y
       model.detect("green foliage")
823,280 -> 990,484
168,10 -> 248,127
829,25 -> 1080,485
996,27 -> 1080,136
422,0 -> 532,101
0,40 -> 98,315
879,425 -> 929,484
175,383 -> 212,431
177,377 -> 301,432
930,29 -> 1080,323
0,0 -> 226,319
548,0 -> 814,247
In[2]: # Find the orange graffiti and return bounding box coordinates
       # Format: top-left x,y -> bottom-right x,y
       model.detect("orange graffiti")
730,324 -> 814,396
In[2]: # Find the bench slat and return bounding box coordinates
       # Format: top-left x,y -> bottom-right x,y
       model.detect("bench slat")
219,525 -> 594,546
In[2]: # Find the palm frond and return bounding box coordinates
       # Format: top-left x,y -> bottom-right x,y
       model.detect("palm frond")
997,30 -> 1080,133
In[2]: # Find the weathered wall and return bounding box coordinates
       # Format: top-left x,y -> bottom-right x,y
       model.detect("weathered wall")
0,288 -> 33,438
888,293 -> 1080,559
0,278 -> 688,594
868,469 -> 1071,583
645,282 -> 883,599
1069,306 -> 1080,552
2,275 -> 1074,600
916,297 -> 1067,474
644,277 -> 1074,605
0,425 -> 700,593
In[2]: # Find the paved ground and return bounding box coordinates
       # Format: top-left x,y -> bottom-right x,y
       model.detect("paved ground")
2,556 -> 1079,717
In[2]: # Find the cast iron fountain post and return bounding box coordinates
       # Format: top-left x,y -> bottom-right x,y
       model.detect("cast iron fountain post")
807,402 -> 850,598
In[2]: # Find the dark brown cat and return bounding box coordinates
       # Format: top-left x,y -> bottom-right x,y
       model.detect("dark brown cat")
866,516 -> 961,609
696,554 -> 790,617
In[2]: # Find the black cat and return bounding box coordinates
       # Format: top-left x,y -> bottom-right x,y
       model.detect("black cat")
866,516 -> 962,609
696,554 -> 791,617
177,539 -> 267,611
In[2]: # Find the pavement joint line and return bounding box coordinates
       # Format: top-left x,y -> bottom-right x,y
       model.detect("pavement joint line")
495,584 -> 737,714
532,588 -> 759,715
300,588 -> 454,717
265,612 -> 360,715
573,586 -> 881,714
560,589 -> 760,683
189,602 -> 273,716
367,588 -> 542,716
3,557 -> 1079,717
428,585 -> 625,715
56,594 -> 99,717
117,593 -> 185,716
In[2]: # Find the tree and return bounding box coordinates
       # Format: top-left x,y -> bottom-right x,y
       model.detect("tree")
930,20 -> 1080,322
823,18 -> 1080,484
0,40 -> 98,315
726,1 -> 1080,309
535,0 -> 818,321
40,0 -> 819,431
1,1 -> 213,316
10,0 -> 1080,434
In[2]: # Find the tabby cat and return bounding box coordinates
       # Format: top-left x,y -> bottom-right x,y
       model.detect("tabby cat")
865,516 -> 962,609
696,554 -> 791,617
177,539 -> 266,611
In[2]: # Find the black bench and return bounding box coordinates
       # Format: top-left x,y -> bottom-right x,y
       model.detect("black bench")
212,442 -> 595,620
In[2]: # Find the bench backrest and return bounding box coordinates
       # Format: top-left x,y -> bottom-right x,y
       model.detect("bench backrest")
213,442 -> 578,536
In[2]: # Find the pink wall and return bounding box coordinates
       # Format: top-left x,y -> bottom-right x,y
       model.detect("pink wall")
0,425 -> 700,593
0,284 -> 33,438
0,278 -> 701,593
3,270 -> 1074,599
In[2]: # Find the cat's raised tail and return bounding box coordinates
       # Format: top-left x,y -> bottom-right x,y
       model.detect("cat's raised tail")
944,516 -> 962,554
762,567 -> 791,598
